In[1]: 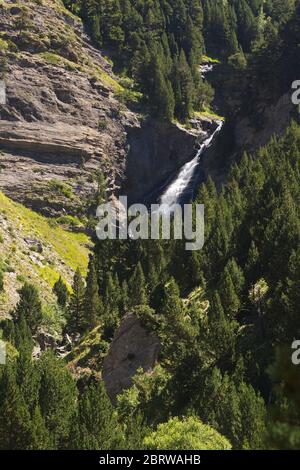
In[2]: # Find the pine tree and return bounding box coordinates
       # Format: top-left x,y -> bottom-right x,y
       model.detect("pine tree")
84,256 -> 103,330
0,362 -> 32,449
246,241 -> 260,282
38,352 -> 77,449
219,269 -> 241,319
53,276 -> 68,308
173,49 -> 194,121
14,313 -> 34,356
16,348 -> 40,414
158,278 -> 188,364
150,53 -> 175,120
71,381 -> 124,450
83,0 -> 102,45
103,273 -> 120,339
67,268 -> 85,334
120,279 -> 129,312
235,0 -> 257,52
237,380 -> 266,449
225,258 -> 245,295
29,406 -> 52,450
267,346 -> 300,450
124,413 -> 148,450
196,367 -> 266,449
128,262 -> 148,308
208,292 -> 237,360
14,283 -> 43,333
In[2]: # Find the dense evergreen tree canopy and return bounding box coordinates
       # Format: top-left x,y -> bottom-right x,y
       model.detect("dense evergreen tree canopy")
63,0 -> 297,120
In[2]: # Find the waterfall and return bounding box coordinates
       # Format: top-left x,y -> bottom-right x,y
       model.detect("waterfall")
158,120 -> 223,213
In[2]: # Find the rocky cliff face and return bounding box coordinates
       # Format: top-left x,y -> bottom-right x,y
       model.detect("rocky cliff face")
124,117 -> 216,203
234,93 -> 293,153
0,0 -> 212,218
0,0 -> 137,217
102,314 -> 161,402
200,65 -> 295,188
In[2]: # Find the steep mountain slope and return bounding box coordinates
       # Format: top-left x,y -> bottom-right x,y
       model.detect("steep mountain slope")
0,0 -> 216,217
0,0 -> 138,217
0,0 -> 217,319
0,191 -> 90,317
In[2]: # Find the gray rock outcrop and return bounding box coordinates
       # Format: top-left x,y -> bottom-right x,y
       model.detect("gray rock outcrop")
0,1 -> 216,217
102,313 -> 161,402
124,117 -> 217,203
0,1 -> 134,216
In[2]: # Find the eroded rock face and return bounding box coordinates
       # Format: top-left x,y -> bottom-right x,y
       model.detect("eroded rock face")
102,314 -> 161,401
200,66 -> 295,189
0,1 -> 214,217
0,0 -> 137,216
234,93 -> 293,152
124,117 -> 217,203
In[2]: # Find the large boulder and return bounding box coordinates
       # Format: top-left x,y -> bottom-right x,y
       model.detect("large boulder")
102,313 -> 161,402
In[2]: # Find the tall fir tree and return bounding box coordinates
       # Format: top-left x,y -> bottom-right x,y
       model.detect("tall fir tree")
71,381 -> 124,450
53,276 -> 68,308
84,256 -> 103,331
13,283 -> 43,333
67,268 -> 85,334
128,262 -> 148,308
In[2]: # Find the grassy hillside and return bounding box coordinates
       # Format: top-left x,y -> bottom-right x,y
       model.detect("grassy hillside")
0,191 -> 90,316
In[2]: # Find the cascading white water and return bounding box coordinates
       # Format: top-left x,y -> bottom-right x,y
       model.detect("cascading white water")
158,120 -> 223,213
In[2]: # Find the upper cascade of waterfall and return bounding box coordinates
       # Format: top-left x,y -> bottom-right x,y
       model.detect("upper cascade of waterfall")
158,120 -> 223,213
200,63 -> 214,78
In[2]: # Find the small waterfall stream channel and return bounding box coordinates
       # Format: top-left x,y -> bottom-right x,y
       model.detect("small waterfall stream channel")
156,62 -> 223,213
158,120 -> 223,213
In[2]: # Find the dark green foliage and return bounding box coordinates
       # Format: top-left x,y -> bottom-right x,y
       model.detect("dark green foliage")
63,1 -> 297,122
90,122 -> 300,449
0,270 -> 4,292
128,262 -> 148,308
13,283 -> 43,333
195,366 -> 266,449
53,276 -> 68,308
29,406 -> 52,450
14,313 -> 34,355
0,326 -> 121,450
71,381 -> 124,450
38,352 -> 77,448
63,0 -> 209,120
206,292 -> 237,361
102,272 -> 121,340
66,268 -> 85,334
84,256 -> 103,330
267,346 -> 300,449
0,362 -> 32,450
173,49 -> 195,121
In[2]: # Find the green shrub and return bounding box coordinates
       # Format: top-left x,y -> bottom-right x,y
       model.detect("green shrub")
48,180 -> 73,199
144,416 -> 232,450
98,119 -> 108,131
